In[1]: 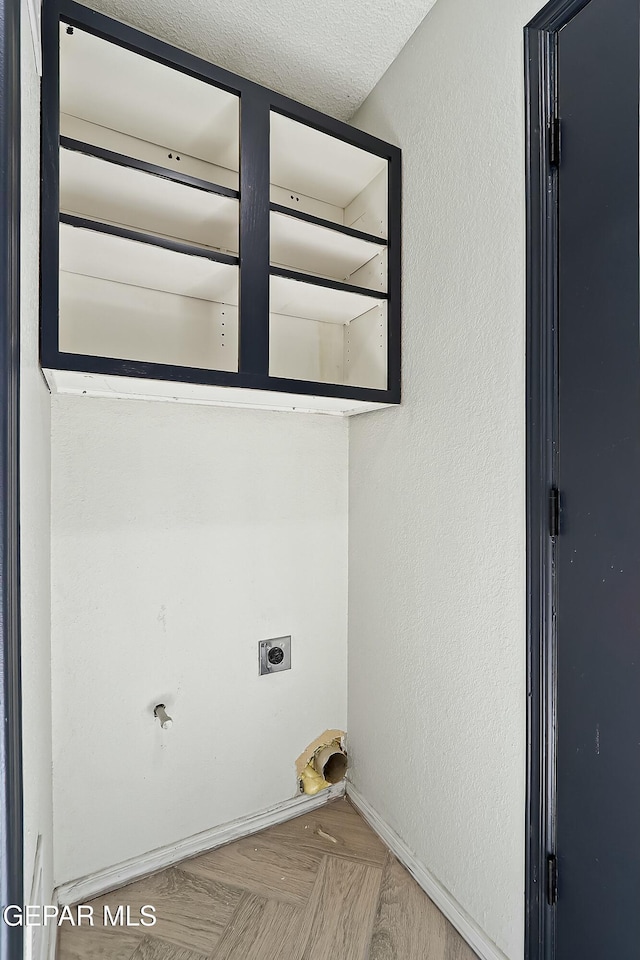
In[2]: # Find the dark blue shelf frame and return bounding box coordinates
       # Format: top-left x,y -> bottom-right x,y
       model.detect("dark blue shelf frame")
41,0 -> 402,406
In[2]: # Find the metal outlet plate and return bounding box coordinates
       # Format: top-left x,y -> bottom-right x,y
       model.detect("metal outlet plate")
259,636 -> 291,675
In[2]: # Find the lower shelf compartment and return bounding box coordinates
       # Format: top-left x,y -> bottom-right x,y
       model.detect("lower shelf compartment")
44,369 -> 393,416
269,310 -> 387,390
58,221 -> 239,372
59,220 -> 238,301
60,272 -> 238,371
269,274 -> 387,390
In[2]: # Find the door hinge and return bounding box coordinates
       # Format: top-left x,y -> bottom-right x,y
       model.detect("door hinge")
547,854 -> 558,906
549,487 -> 560,537
549,117 -> 561,167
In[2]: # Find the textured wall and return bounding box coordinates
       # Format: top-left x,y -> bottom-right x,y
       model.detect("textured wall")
51,396 -> 348,884
83,0 -> 437,120
20,0 -> 55,924
347,0 -> 539,957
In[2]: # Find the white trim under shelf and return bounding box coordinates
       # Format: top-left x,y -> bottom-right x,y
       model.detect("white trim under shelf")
44,369 -> 392,416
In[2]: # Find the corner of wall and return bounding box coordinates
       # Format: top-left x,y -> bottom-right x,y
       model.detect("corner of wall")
345,1 -> 537,957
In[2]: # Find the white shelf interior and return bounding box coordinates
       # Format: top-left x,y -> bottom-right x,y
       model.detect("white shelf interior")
269,274 -> 387,389
270,113 -> 388,238
58,222 -> 238,371
60,148 -> 239,254
270,211 -> 387,291
60,23 -> 239,189
270,273 -> 383,325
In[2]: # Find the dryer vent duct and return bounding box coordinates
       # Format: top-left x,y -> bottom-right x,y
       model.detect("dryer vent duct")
314,743 -> 348,784
296,730 -> 347,796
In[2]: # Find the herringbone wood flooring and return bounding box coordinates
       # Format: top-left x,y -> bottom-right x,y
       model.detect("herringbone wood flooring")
57,799 -> 478,960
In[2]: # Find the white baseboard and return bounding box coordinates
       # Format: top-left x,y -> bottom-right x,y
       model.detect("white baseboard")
56,782 -> 345,906
346,784 -> 509,960
55,779 -> 507,960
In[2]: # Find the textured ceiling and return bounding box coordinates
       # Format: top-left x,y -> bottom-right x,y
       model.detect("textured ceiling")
84,0 -> 438,120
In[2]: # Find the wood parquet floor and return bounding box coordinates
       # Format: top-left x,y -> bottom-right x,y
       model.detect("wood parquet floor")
57,798 -> 479,960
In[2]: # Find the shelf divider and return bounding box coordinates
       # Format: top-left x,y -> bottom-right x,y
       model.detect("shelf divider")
270,265 -> 389,300
59,213 -> 240,266
270,202 -> 387,246
60,136 -> 240,199
239,94 -> 270,375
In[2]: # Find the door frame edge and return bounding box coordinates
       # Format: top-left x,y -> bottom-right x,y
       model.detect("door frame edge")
0,0 -> 23,957
524,2 -> 591,959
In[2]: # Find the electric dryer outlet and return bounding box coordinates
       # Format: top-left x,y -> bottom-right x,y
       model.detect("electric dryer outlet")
258,636 -> 291,675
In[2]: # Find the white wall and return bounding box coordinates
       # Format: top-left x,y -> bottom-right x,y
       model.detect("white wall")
51,396 -> 347,884
47,0 -> 535,944
20,0 -> 55,936
348,1 -> 539,958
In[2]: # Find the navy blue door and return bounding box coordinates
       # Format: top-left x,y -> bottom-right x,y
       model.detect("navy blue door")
556,1 -> 640,956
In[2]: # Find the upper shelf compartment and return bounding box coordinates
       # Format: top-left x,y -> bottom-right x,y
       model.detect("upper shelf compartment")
58,220 -> 239,372
59,22 -> 239,189
60,146 -> 239,255
270,209 -> 387,292
270,113 -> 388,239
